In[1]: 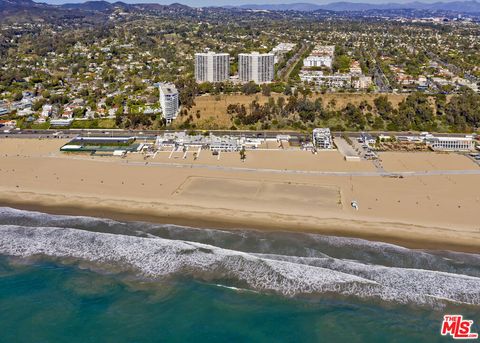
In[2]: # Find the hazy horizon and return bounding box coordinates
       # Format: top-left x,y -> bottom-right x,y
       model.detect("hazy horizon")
35,0 -> 475,7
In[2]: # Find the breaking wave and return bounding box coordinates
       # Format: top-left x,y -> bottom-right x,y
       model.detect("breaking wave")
0,232 -> 478,306
0,225 -> 380,296
0,207 -> 479,306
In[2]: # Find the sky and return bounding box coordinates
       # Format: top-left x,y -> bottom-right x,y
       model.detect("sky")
37,0 -> 465,5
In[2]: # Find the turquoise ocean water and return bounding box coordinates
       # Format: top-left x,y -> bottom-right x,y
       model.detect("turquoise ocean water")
0,207 -> 478,342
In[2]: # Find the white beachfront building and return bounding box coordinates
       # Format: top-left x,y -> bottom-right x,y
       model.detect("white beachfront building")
312,128 -> 333,149
426,136 -> 475,151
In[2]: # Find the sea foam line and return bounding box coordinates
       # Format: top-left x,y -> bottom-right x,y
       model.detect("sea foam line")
0,224 -> 479,306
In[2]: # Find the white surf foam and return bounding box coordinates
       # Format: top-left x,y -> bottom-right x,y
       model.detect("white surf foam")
0,224 -> 479,306
255,254 -> 480,305
0,225 -> 377,296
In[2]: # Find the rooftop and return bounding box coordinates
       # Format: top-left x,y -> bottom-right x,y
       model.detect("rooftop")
159,83 -> 178,95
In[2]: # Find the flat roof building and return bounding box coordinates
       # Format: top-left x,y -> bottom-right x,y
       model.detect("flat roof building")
303,55 -> 333,69
300,70 -> 351,88
312,128 -> 333,149
155,132 -> 241,152
311,45 -> 335,56
195,51 -> 230,83
50,119 -> 73,127
426,136 -> 475,151
159,83 -> 179,124
60,136 -> 139,153
271,43 -> 296,64
238,52 -> 274,84
271,43 -> 296,54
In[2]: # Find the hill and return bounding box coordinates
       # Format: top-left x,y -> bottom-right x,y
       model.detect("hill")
231,1 -> 480,13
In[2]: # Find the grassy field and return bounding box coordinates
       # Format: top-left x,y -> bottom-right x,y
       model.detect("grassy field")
176,92 -> 410,129
70,118 -> 116,129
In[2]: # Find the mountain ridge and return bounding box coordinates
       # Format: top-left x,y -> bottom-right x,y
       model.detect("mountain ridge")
226,0 -> 480,13
2,0 -> 480,14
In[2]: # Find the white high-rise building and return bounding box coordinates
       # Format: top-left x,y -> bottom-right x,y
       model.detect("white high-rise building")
238,52 -> 274,84
195,51 -> 230,83
159,83 -> 179,124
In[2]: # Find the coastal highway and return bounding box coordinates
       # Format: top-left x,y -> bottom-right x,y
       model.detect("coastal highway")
0,129 -> 475,141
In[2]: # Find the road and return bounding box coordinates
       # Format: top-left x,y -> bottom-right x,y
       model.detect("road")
365,50 -> 392,93
279,43 -> 309,82
373,64 -> 392,93
0,129 -> 475,141
1,129 -> 307,141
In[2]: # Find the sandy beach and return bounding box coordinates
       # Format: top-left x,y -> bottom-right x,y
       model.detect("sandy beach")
0,138 -> 479,252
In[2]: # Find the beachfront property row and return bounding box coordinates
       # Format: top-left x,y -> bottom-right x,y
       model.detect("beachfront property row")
59,129 -> 330,155
58,128 -> 478,157
311,129 -> 477,152
155,132 -> 285,152
59,132 -> 291,155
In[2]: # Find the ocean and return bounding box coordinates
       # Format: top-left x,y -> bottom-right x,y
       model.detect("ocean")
0,207 -> 478,342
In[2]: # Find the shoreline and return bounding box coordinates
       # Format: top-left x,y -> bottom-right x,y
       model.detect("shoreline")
1,192 -> 479,254
1,138 -> 479,254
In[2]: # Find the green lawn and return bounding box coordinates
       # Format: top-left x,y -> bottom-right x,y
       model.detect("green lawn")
70,119 -> 116,129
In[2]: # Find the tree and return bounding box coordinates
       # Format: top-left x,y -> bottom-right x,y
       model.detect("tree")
444,90 -> 480,131
13,92 -> 23,101
333,55 -> 352,73
32,99 -> 46,111
261,84 -> 271,97
284,84 -> 292,96
374,95 -> 394,120
239,147 -> 246,161
242,82 -> 260,95
73,107 -> 86,118
398,93 -> 434,130
372,116 -> 385,130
